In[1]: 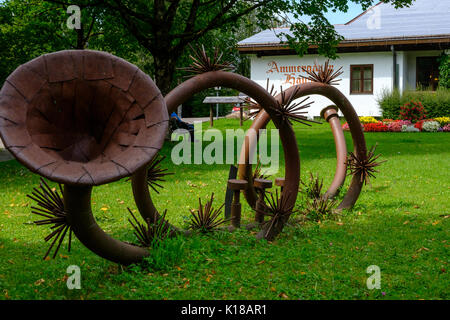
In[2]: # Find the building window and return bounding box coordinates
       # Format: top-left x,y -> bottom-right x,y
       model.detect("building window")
416,57 -> 439,91
350,65 -> 373,94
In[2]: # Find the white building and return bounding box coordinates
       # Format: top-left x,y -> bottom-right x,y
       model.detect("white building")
238,0 -> 450,117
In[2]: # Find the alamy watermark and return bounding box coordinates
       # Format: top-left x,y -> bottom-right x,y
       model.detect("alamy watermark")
66,5 -> 81,30
366,265 -> 381,290
366,5 -> 381,30
66,265 -> 81,290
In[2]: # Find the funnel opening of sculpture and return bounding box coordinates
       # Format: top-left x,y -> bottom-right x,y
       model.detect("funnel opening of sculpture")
0,50 -> 168,186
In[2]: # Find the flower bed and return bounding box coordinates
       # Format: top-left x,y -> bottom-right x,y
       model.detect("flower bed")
341,117 -> 450,133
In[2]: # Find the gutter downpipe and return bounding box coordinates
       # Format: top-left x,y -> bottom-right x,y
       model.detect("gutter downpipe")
391,45 -> 398,90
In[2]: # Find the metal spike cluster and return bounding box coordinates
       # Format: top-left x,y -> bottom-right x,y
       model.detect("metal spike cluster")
128,208 -> 171,247
303,197 -> 338,222
253,158 -> 271,181
27,178 -> 72,259
179,44 -> 234,77
300,59 -> 343,85
242,79 -> 277,119
346,143 -> 387,186
255,190 -> 297,238
146,155 -> 173,194
242,79 -> 319,126
274,86 -> 320,126
188,193 -> 227,232
300,172 -> 324,199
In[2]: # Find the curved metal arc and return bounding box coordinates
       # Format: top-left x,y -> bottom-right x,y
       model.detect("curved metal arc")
132,71 -> 300,241
64,184 -> 149,265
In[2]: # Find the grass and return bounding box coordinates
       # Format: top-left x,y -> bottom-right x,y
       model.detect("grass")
0,119 -> 448,300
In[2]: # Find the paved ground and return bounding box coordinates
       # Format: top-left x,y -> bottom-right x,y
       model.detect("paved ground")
181,117 -> 213,124
0,149 -> 13,162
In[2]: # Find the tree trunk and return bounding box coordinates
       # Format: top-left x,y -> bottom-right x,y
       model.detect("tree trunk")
153,53 -> 176,96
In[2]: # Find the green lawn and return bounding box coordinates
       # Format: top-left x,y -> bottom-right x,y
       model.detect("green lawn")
0,119 -> 448,300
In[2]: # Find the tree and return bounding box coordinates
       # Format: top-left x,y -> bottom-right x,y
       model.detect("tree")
42,0 -> 414,95
10,0 -> 413,93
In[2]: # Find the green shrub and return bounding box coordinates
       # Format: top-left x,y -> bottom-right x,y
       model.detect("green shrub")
378,88 -> 450,119
438,53 -> 450,89
141,236 -> 185,271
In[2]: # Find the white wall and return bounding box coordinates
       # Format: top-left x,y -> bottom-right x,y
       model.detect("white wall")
250,52 -> 396,117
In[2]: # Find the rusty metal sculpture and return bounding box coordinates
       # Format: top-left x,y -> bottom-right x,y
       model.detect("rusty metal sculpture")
0,49 -> 377,265
238,60 -> 369,211
0,50 -> 168,264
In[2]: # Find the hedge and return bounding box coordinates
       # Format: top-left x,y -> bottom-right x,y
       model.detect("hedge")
378,88 -> 450,119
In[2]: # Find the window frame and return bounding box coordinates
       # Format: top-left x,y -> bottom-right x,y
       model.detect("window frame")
350,64 -> 374,95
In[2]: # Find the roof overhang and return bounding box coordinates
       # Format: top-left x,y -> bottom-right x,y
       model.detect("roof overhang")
238,35 -> 450,56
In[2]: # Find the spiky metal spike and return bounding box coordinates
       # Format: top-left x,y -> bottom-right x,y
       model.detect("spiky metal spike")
242,79 -> 320,126
146,155 -> 173,194
241,78 -> 278,119
303,196 -> 338,222
346,143 -> 387,186
178,44 -> 234,77
27,178 -> 72,259
188,193 -> 228,232
300,59 -> 343,85
253,157 -> 271,181
128,208 -> 171,247
127,154 -> 173,194
255,189 -> 298,238
273,86 -> 321,126
300,172 -> 324,199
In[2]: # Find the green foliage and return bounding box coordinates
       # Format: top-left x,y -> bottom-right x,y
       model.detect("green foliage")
378,88 -> 450,119
139,236 -> 186,271
0,120 -> 449,299
438,53 -> 450,89
303,197 -> 338,222
0,0 -> 149,85
300,172 -> 323,200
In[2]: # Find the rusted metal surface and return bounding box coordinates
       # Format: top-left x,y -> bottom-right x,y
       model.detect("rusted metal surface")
0,50 -> 167,265
320,106 -> 347,198
253,178 -> 272,224
228,179 -> 247,228
64,184 -> 149,265
0,50 -> 168,186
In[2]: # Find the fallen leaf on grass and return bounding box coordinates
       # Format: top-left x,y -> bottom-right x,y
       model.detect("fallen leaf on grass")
257,260 -> 265,265
278,292 -> 289,299
34,279 -> 45,286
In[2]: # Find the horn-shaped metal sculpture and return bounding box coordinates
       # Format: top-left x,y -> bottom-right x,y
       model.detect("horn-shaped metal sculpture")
0,50 -> 168,264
